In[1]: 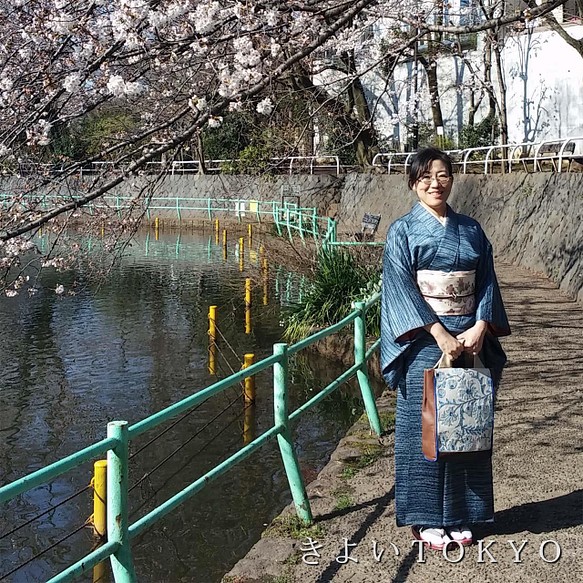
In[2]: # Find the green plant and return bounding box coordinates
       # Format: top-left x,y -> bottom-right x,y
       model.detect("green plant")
331,486 -> 354,510
458,115 -> 499,150
283,248 -> 381,343
263,513 -> 325,540
202,111 -> 255,160
225,143 -> 272,175
340,466 -> 358,480
417,122 -> 456,150
358,276 -> 382,337
379,411 -> 396,433
339,443 -> 385,480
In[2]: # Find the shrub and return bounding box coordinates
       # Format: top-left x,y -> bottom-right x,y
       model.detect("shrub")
283,248 -> 381,343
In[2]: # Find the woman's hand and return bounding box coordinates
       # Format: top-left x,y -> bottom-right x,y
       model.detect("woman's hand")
456,321 -> 488,354
425,322 -> 464,359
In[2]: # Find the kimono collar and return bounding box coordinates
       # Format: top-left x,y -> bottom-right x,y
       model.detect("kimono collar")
410,201 -> 457,229
411,202 -> 461,267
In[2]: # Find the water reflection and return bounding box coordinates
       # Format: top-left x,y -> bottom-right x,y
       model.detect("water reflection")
0,229 -> 364,583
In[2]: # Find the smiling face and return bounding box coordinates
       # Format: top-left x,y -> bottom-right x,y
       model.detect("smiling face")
412,159 -> 453,217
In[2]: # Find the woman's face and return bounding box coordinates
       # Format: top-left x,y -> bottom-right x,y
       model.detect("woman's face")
412,159 -> 453,215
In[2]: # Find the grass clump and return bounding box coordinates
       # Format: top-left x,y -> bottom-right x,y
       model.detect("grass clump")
331,485 -> 354,510
283,248 -> 381,343
263,513 -> 325,540
379,411 -> 396,433
339,443 -> 385,480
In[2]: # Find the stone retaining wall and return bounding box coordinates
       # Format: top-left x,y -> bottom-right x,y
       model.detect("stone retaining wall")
334,172 -> 583,306
2,172 -> 581,304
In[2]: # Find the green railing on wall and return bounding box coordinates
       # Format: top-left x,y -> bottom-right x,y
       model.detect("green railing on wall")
0,194 -> 384,248
0,293 -> 382,583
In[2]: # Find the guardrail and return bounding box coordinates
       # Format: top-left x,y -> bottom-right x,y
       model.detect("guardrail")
0,193 -> 385,249
9,156 -> 343,178
0,292 -> 382,583
372,136 -> 583,175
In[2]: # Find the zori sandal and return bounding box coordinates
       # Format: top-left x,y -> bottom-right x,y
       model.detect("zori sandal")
411,526 -> 453,550
447,526 -> 473,546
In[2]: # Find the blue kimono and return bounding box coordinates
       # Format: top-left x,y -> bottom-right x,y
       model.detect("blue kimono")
381,202 -> 510,528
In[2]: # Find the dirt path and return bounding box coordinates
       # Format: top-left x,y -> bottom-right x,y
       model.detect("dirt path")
224,262 -> 583,583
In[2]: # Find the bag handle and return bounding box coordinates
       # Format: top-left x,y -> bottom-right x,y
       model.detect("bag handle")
435,352 -> 485,369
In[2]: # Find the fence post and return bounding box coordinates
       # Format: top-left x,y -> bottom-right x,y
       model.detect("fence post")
312,207 -> 318,240
273,202 -> 282,236
353,302 -> 382,436
273,343 -> 313,524
297,208 -> 304,242
107,421 -> 136,583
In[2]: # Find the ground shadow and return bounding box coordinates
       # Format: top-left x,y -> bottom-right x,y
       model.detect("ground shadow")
477,490 -> 583,537
314,487 -> 394,583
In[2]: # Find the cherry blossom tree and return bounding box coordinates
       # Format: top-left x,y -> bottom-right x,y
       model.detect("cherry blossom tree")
0,0 -> 568,293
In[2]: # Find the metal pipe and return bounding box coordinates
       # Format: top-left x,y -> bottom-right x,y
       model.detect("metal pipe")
353,301 -> 382,436
273,343 -> 313,524
107,421 -> 136,582
92,460 -> 107,538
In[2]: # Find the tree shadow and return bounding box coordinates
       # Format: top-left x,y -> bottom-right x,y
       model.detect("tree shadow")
314,487 -> 394,583
477,490 -> 583,537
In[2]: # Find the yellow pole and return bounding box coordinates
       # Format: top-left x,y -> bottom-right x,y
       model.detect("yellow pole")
239,237 -> 245,272
243,353 -> 256,445
248,223 -> 252,247
92,460 -> 107,538
93,561 -> 107,583
155,216 -> 159,241
208,305 -> 217,375
222,229 -> 227,261
243,353 -> 256,404
262,257 -> 268,306
215,219 -> 220,245
243,401 -> 256,446
245,278 -> 252,334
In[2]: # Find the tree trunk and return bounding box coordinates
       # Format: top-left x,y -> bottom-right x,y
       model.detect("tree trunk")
346,52 -> 377,166
493,29 -> 509,148
287,58 -> 378,167
418,55 -> 445,133
196,132 -> 206,175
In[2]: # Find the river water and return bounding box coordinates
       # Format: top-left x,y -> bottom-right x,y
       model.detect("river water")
0,229 -> 371,582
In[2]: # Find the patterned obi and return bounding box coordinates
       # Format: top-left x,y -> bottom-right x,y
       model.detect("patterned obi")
416,269 -> 476,315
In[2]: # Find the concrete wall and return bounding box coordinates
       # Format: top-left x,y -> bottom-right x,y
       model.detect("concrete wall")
334,172 -> 583,306
2,172 -> 581,305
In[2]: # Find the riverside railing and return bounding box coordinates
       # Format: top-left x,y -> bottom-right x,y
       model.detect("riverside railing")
0,292 -> 382,583
0,193 -> 384,249
371,135 -> 583,175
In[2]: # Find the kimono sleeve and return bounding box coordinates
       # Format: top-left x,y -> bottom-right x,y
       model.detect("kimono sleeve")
381,221 -> 437,343
475,232 -> 511,337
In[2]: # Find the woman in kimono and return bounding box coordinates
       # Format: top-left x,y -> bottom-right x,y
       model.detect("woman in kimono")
381,147 -> 510,550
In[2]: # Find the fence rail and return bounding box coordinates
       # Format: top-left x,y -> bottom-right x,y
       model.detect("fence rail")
371,136 -> 583,175
0,193 -> 384,249
0,290 -> 382,583
8,155 -> 343,178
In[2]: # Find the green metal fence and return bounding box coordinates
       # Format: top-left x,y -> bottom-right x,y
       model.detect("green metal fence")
0,193 -> 384,248
0,292 -> 382,583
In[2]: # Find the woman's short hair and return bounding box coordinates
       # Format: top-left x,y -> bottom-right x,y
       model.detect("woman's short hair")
407,147 -> 454,189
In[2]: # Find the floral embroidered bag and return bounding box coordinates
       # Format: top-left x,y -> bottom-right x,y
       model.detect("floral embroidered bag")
422,353 -> 495,462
